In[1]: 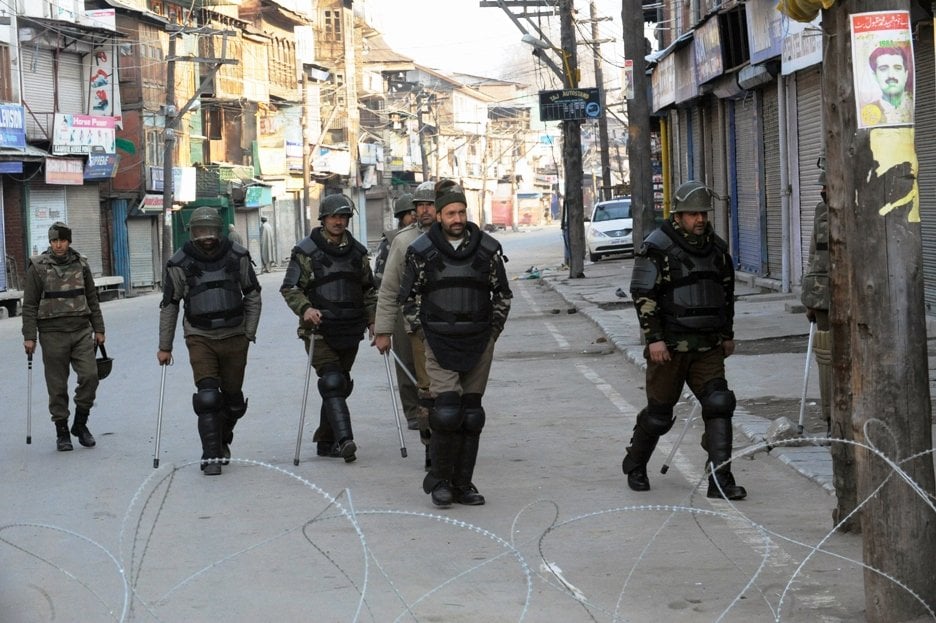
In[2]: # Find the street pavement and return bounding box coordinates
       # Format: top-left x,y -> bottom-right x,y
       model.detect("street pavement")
2,226 -> 927,621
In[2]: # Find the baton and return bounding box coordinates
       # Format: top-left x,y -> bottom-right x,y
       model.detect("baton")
293,335 -> 316,466
26,353 -> 33,444
384,352 -> 408,458
388,347 -> 418,386
661,400 -> 700,474
797,321 -> 816,435
153,363 -> 168,468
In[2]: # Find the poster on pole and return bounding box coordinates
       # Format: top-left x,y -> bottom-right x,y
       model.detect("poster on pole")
851,11 -> 914,129
623,59 -> 634,100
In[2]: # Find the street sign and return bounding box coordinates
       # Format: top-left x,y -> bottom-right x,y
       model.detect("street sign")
538,88 -> 602,122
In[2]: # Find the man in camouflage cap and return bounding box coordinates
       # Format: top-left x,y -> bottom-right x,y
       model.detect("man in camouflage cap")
22,221 -> 106,452
623,180 -> 746,500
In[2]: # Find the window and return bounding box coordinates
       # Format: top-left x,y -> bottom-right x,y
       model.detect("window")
323,10 -> 342,43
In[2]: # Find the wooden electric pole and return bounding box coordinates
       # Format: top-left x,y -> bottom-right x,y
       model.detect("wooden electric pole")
622,0 -> 654,246
588,0 -> 612,201
560,0 -> 585,279
824,2 -> 936,619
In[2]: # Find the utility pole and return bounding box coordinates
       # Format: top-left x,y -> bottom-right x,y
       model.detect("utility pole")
588,0 -> 612,201
559,0 -> 585,278
823,2 -> 936,620
161,31 -> 177,269
621,0 -> 654,246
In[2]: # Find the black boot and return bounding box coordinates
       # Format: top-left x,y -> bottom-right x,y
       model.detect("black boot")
424,445 -> 432,471
71,407 -> 96,448
221,399 -> 247,465
198,412 -> 224,475
704,417 -> 746,500
55,420 -> 73,452
621,410 -> 661,492
452,433 -> 484,505
622,460 -> 650,492
322,396 -> 356,463
422,393 -> 462,508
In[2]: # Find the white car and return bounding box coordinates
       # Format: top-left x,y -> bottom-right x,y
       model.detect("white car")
585,197 -> 633,262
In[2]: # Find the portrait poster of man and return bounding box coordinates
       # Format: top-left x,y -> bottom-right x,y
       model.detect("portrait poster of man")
851,11 -> 914,129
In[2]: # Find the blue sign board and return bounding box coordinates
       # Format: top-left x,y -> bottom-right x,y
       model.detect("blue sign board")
0,161 -> 23,173
84,153 -> 119,179
0,103 -> 26,150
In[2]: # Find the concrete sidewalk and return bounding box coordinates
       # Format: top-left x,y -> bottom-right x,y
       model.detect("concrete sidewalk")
537,257 -> 936,497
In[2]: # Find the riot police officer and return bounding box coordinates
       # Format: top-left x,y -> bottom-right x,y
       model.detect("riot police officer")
157,207 -> 262,475
623,180 -> 746,500
281,193 -> 377,462
398,180 -> 512,507
802,167 -> 831,436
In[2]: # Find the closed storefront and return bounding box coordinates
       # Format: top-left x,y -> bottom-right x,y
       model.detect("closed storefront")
703,97 -> 728,240
690,106 -> 703,181
732,96 -> 765,275
762,82 -> 782,279
128,217 -> 156,287
915,23 -> 936,313
793,67 -> 824,282
26,184 -> 100,277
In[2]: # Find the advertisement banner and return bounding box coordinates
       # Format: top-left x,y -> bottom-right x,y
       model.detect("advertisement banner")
45,158 -> 85,185
0,103 -> 26,150
52,114 -> 116,155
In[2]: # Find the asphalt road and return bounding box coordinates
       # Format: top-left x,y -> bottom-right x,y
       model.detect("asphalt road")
0,224 -> 866,622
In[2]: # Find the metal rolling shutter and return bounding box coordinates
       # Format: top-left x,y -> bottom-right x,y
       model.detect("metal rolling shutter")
21,47 -> 55,138
762,82 -> 782,278
734,96 -> 763,275
796,68 -> 823,279
128,217 -> 156,287
27,185 -> 66,256
706,99 -> 729,240
57,51 -> 85,114
677,108 -> 689,181
916,25 -> 936,312
691,106 -> 703,180
65,185 -> 103,276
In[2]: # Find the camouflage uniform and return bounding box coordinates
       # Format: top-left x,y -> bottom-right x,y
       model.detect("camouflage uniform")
801,198 -> 831,432
624,211 -> 744,499
400,219 -> 512,506
281,227 -> 377,461
22,246 -> 105,444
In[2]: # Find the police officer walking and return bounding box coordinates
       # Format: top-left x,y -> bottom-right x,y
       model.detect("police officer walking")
281,194 -> 377,463
373,181 -> 438,468
622,180 -> 746,500
373,193 -> 419,431
157,207 -> 262,475
398,180 -> 512,507
22,221 -> 105,451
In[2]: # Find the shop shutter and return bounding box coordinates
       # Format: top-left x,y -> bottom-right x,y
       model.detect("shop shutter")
704,98 -> 728,239
27,185 -> 66,257
795,68 -> 824,280
733,95 -> 764,275
65,185 -> 103,276
677,108 -> 689,181
21,47 -> 55,139
57,51 -> 85,114
128,217 -> 156,287
916,24 -> 936,313
762,82 -> 782,278
690,106 -> 703,180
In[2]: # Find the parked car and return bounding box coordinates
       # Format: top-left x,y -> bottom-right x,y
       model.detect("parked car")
585,197 -> 633,262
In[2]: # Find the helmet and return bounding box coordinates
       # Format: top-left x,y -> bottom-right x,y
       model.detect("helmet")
48,221 -> 72,242
672,180 -> 714,213
412,181 -> 436,203
318,193 -> 354,219
96,343 -> 113,380
393,193 -> 415,217
187,207 -> 223,241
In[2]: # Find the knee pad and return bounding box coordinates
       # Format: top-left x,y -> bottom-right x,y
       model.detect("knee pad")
193,378 -> 223,415
429,391 -> 463,433
318,368 -> 347,399
637,403 -> 674,436
700,378 -> 735,420
461,393 -> 485,434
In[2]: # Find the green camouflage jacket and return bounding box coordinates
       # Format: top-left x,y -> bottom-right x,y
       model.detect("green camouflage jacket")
800,200 -> 829,311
